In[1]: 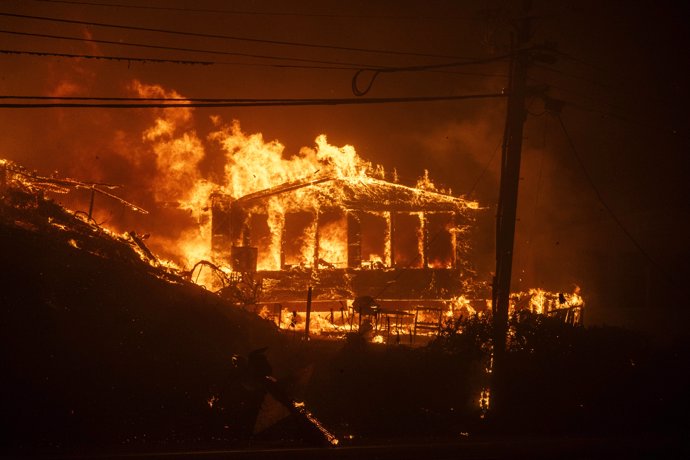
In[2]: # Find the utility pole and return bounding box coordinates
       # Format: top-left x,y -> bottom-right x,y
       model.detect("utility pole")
491,0 -> 532,420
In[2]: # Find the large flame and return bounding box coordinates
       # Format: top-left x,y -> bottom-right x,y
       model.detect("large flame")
8,78 -> 582,344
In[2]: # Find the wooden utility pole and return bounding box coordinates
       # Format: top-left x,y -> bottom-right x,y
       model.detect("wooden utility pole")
491,0 -> 532,418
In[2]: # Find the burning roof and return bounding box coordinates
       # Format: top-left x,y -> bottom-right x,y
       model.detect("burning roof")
236,174 -> 478,214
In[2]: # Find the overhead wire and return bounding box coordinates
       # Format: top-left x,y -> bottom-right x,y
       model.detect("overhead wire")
352,53 -> 512,95
555,113 -> 680,290
528,76 -> 627,114
0,12 -> 480,61
0,29 -> 511,80
0,91 -> 508,108
30,0 -> 474,21
0,48 -> 213,65
0,47 -> 510,78
0,29 -> 385,68
532,63 -> 614,91
517,116 -> 548,285
560,98 -> 690,142
0,95 -> 283,101
466,141 -> 502,197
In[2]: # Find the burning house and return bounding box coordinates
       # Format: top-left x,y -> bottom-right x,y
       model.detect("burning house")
1,122 -> 583,340
208,167 -> 484,336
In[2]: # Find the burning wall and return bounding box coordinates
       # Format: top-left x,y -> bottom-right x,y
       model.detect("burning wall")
212,176 -> 478,271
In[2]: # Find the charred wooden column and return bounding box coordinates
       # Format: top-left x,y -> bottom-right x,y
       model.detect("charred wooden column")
241,218 -> 251,247
280,222 -> 287,269
210,192 -> 233,265
305,286 -> 313,339
229,203 -> 247,247
452,212 -> 459,268
87,187 -> 96,221
312,209 -> 320,270
388,211 -> 396,267
421,212 -> 429,268
347,211 -> 362,268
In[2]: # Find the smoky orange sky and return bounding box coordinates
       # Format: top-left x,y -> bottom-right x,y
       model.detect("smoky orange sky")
1,0 -> 689,337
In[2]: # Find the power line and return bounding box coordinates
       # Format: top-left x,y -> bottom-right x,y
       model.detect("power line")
561,98 -> 690,142
0,95 -> 374,102
31,0 -> 472,21
466,141 -> 502,197
0,47 -> 510,79
546,48 -> 603,72
555,113 -> 680,290
533,63 -> 613,91
0,29 -> 509,75
528,76 -> 627,114
351,53 -> 512,95
0,47 -> 350,70
0,48 -> 213,65
0,92 -> 507,108
0,12 -> 478,61
0,29 -> 383,68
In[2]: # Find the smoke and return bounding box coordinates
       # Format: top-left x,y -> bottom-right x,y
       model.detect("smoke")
411,111 -> 504,199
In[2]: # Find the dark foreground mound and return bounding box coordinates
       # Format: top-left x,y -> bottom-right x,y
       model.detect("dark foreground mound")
0,190 -> 283,453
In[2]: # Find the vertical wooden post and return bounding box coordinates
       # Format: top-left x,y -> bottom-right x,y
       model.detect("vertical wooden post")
421,212 -> 429,268
305,286 -> 313,340
280,220 -> 287,269
492,0 -> 532,419
87,187 -> 95,221
313,210 -> 320,270
451,212 -> 459,268
386,316 -> 391,344
389,211 -> 396,267
242,217 -> 251,247
347,211 -> 362,268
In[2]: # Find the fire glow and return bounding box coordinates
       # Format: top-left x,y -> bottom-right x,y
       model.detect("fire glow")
0,81 -> 584,343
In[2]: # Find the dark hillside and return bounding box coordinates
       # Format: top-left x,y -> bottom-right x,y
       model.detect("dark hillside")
0,188 -> 282,452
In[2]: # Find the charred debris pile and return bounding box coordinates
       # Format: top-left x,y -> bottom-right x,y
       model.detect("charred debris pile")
0,161 -> 332,452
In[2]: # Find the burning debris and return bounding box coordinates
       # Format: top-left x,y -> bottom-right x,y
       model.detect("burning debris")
0,159 -> 167,274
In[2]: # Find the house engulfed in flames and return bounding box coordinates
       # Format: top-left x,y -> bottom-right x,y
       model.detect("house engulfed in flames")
206,165 -> 584,338
208,169 -> 488,337
2,135 -> 584,341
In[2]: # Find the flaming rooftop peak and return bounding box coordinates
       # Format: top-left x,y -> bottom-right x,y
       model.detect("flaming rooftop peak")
210,120 -> 385,200
209,120 -> 478,212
